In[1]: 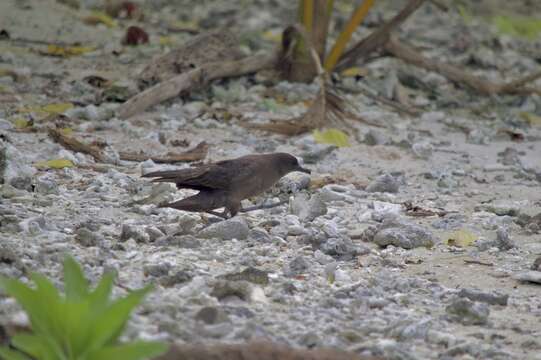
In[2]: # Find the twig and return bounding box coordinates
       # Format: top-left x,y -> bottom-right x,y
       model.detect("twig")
0,36 -> 85,47
336,83 -> 420,117
118,141 -> 208,163
336,0 -> 426,71
117,53 -> 278,119
464,259 -> 494,267
384,36 -> 541,96
47,128 -> 106,162
427,0 -> 449,12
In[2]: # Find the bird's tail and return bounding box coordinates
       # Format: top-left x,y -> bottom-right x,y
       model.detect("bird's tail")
159,192 -> 227,212
142,170 -> 184,183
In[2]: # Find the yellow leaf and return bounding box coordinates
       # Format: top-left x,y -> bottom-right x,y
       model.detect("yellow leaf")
44,45 -> 95,57
492,15 -> 541,40
444,229 -> 478,247
324,0 -> 375,71
262,30 -> 282,43
41,103 -> 74,114
168,20 -> 199,32
59,127 -> 73,135
340,67 -> 369,78
19,102 -> 74,117
456,4 -> 472,24
34,159 -> 75,170
159,36 -> 173,46
13,117 -> 31,129
83,11 -> 117,27
313,128 -> 350,147
519,112 -> 541,126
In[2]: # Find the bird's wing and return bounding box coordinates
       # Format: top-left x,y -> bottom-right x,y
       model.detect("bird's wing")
143,156 -> 262,190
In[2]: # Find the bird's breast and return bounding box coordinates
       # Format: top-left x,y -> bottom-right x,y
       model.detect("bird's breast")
233,175 -> 277,200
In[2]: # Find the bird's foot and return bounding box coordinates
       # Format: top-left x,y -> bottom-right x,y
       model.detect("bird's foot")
239,199 -> 288,213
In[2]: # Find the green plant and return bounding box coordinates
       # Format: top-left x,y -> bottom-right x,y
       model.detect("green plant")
0,256 -> 167,360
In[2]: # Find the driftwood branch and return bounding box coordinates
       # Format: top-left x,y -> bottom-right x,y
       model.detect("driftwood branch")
336,0 -> 426,71
154,341 -> 377,360
117,53 -> 278,119
48,128 -> 106,162
119,141 -> 208,163
48,128 -> 208,164
336,83 -> 420,117
384,36 -> 541,96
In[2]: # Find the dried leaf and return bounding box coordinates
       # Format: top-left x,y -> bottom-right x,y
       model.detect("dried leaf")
262,30 -> 282,43
0,68 -> 19,80
340,67 -> 368,78
34,158 -> 75,170
158,36 -> 173,46
313,128 -> 350,147
519,112 -> 541,126
83,11 -> 117,27
41,103 -> 74,114
59,128 -> 73,135
492,15 -> 541,40
18,103 -> 74,119
456,4 -> 472,24
444,229 -> 478,247
12,117 -> 31,129
42,45 -> 95,57
83,75 -> 111,88
167,19 -> 199,32
245,121 -> 312,136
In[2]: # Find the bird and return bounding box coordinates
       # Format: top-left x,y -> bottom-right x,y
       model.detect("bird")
142,153 -> 311,218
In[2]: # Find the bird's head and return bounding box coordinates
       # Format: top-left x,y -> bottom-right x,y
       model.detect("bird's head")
274,153 -> 311,175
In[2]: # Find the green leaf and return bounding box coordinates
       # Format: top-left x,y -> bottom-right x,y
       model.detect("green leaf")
10,334 -> 65,360
63,256 -> 89,301
87,286 -> 153,351
11,334 -> 44,358
87,341 -> 169,360
0,347 -> 32,360
313,128 -> 350,147
28,274 -> 66,352
63,300 -> 93,357
0,258 -> 158,360
0,278 -> 50,336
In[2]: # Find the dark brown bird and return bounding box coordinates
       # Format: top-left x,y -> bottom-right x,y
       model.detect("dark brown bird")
142,153 -> 310,218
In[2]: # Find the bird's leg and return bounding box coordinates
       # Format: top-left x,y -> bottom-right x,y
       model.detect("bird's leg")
239,199 -> 289,213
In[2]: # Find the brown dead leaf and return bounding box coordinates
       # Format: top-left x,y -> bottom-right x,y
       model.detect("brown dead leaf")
403,201 -> 447,217
497,128 -> 525,142
119,141 -> 208,163
83,75 -> 111,88
82,11 -> 116,27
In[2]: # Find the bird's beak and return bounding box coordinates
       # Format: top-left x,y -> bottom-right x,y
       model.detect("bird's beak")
297,166 -> 311,174
295,156 -> 311,174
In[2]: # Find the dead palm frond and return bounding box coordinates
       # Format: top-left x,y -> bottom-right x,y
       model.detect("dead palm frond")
249,25 -> 380,136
